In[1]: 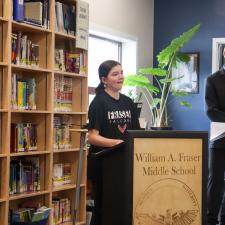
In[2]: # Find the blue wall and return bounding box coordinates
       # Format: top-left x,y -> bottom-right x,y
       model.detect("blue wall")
154,0 -> 225,131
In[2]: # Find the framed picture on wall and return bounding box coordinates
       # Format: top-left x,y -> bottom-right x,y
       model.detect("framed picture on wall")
212,38 -> 225,73
171,52 -> 199,94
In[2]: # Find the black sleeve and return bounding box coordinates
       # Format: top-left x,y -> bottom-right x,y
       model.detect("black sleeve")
205,76 -> 225,122
88,97 -> 104,131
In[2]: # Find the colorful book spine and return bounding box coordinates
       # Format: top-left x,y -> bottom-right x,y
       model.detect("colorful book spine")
10,123 -> 37,153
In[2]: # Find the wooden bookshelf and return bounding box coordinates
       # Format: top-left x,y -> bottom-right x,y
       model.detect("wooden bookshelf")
1,0 -> 88,224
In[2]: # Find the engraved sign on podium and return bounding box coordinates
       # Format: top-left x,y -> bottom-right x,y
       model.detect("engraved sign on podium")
126,131 -> 208,225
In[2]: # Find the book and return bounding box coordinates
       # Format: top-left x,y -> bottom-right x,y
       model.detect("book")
24,2 -> 43,26
13,0 -> 25,22
9,157 -> 40,194
52,198 -> 71,224
210,122 -> 225,141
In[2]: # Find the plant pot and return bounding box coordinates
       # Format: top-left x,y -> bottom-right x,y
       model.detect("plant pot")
134,102 -> 143,118
150,126 -> 172,131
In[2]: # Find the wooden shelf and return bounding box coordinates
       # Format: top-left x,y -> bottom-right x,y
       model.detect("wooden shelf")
53,148 -> 80,153
55,31 -> 76,40
0,109 -> 8,112
11,110 -> 51,114
10,151 -> 51,157
76,221 -> 86,225
54,70 -> 87,78
11,64 -> 51,73
9,190 -> 50,201
69,129 -> 88,133
52,222 -> 85,225
2,1 -> 88,224
0,17 -> 8,23
44,221 -> 84,225
0,62 -> 7,66
12,21 -> 52,34
53,183 -> 85,192
0,198 -> 6,203
53,184 -> 76,192
53,111 -> 87,115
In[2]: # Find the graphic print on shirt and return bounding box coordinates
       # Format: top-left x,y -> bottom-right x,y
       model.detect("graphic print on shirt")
108,110 -> 131,133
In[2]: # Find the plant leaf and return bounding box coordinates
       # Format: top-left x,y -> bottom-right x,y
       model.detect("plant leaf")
180,101 -> 192,108
138,67 -> 167,77
124,75 -> 159,93
157,23 -> 200,68
175,52 -> 190,63
172,91 -> 189,97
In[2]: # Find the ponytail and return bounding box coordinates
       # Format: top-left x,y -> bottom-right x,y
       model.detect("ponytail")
95,82 -> 105,94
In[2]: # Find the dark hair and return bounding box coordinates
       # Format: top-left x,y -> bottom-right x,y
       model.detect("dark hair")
95,60 -> 121,94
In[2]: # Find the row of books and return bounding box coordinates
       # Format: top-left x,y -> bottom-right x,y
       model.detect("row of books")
55,49 -> 87,74
11,74 -> 36,110
10,157 -> 40,195
9,206 -> 50,223
54,75 -> 73,112
12,32 -> 39,67
53,163 -> 72,187
53,116 -> 72,150
52,198 -> 71,224
13,0 -> 49,29
55,1 -> 76,35
11,123 -> 37,153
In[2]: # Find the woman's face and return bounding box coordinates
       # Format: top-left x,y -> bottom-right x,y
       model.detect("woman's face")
102,65 -> 124,92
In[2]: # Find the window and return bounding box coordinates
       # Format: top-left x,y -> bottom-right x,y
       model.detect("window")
88,35 -> 122,103
88,32 -> 137,104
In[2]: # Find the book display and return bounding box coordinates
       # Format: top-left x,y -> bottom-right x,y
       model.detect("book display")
0,0 -> 88,224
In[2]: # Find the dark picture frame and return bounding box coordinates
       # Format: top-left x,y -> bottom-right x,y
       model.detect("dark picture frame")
171,52 -> 200,94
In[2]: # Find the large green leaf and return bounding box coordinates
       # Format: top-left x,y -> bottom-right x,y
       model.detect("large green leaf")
157,24 -> 200,69
124,75 -> 159,93
180,101 -> 192,108
138,67 -> 167,77
175,52 -> 190,63
172,52 -> 190,68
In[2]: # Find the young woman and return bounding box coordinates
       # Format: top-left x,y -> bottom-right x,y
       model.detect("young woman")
87,60 -> 140,225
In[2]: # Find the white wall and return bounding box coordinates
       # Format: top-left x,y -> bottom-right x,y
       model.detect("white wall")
85,0 -> 154,69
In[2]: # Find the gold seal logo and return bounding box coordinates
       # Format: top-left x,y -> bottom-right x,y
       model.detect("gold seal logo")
134,178 -> 200,225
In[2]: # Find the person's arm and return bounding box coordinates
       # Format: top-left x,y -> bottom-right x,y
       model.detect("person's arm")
87,129 -> 123,147
205,76 -> 225,122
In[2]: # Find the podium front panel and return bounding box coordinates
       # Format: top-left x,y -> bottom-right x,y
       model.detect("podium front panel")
126,131 -> 208,225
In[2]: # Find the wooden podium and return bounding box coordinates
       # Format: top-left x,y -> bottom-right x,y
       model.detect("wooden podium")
92,131 -> 208,225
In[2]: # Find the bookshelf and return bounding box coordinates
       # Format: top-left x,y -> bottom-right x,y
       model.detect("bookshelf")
1,0 -> 88,224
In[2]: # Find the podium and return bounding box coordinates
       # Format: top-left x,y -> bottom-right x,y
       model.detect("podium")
90,130 -> 208,225
91,143 -> 127,225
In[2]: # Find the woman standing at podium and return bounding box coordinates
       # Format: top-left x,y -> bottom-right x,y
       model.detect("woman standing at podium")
87,60 -> 140,225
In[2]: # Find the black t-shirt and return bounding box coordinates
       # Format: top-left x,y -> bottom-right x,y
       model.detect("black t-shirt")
88,91 -> 140,152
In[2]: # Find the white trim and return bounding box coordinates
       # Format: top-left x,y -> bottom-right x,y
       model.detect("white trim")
212,38 -> 225,73
89,22 -> 138,43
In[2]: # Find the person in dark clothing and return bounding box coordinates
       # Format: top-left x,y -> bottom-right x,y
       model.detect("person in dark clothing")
87,60 -> 140,225
205,68 -> 225,225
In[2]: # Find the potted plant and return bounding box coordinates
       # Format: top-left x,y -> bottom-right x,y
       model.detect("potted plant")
126,88 -> 143,118
124,23 -> 200,129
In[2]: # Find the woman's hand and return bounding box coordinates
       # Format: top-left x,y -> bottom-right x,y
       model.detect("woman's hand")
113,139 -> 124,146
88,129 -> 124,147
